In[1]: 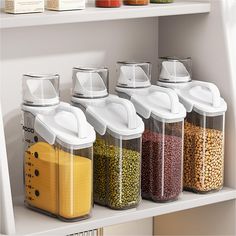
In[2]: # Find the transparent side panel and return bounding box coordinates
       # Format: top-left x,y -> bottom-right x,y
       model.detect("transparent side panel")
93,133 -> 107,206
142,117 -> 183,202
183,110 -> 225,193
23,111 -> 93,221
57,145 -> 93,221
23,111 -> 58,216
93,132 -> 141,210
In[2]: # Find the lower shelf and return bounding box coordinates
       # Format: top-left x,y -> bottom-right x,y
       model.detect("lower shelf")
13,187 -> 236,236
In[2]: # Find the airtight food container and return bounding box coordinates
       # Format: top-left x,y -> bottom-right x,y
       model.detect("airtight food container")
157,57 -> 227,193
22,74 -> 95,221
71,67 -> 144,210
96,0 -> 121,8
116,61 -> 186,202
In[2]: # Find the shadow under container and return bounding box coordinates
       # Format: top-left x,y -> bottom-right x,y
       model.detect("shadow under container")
93,131 -> 142,210
141,117 -> 184,202
183,110 -> 225,193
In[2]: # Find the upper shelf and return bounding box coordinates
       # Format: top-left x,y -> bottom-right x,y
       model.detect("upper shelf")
0,1 -> 210,29
13,187 -> 236,236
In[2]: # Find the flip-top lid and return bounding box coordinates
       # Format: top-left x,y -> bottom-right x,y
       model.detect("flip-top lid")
116,85 -> 186,123
116,61 -> 151,88
34,102 -> 95,149
177,80 -> 227,116
72,95 -> 144,140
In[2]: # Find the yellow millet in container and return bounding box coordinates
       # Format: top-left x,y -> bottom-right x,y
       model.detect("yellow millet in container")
25,142 -> 92,220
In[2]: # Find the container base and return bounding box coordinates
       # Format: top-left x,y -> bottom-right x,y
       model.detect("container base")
184,186 -> 223,194
142,193 -> 179,203
95,200 -> 140,210
25,201 -> 91,222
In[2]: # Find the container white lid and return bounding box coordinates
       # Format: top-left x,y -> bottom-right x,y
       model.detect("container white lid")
72,95 -> 144,140
116,85 -> 186,123
22,74 -> 59,106
157,80 -> 227,116
34,102 -> 95,149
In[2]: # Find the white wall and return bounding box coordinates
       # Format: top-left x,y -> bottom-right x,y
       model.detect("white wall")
154,0 -> 236,234
154,201 -> 236,235
0,18 -> 158,235
0,18 -> 158,198
104,218 -> 153,236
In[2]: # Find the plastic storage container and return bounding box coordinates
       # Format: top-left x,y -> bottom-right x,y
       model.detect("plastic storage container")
157,57 -> 227,193
123,0 -> 148,6
151,0 -> 173,3
116,61 -> 186,202
71,67 -> 144,209
96,0 -> 121,7
22,74 -> 95,221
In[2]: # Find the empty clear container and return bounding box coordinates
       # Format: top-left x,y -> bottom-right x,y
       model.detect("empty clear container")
22,74 -> 95,221
71,67 -> 144,210
157,57 -> 227,193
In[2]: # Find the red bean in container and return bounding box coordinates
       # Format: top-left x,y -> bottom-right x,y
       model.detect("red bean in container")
141,119 -> 183,202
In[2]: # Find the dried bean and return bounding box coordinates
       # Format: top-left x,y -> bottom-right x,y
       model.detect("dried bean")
141,130 -> 183,202
183,121 -> 224,193
94,139 -> 141,209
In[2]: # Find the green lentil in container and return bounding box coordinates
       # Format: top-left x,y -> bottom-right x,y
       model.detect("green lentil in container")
93,138 -> 141,210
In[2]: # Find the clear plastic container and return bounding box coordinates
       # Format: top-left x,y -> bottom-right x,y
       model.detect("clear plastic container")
116,61 -> 151,88
141,117 -> 183,202
71,67 -> 144,210
151,0 -> 173,3
116,62 -> 186,202
123,0 -> 149,5
157,57 -> 227,194
72,67 -> 109,99
22,74 -> 95,221
94,132 -> 141,209
96,0 -> 121,7
183,110 -> 225,193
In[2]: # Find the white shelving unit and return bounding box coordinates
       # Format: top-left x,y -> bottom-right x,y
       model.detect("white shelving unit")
1,0 -> 236,235
0,1 -> 210,28
13,188 -> 236,236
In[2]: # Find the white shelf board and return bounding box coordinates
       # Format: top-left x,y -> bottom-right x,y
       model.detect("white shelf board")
13,187 -> 236,236
0,1 -> 210,29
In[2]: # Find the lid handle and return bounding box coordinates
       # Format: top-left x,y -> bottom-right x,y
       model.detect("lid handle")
106,96 -> 137,129
150,86 -> 179,114
191,81 -> 221,108
56,102 -> 88,139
